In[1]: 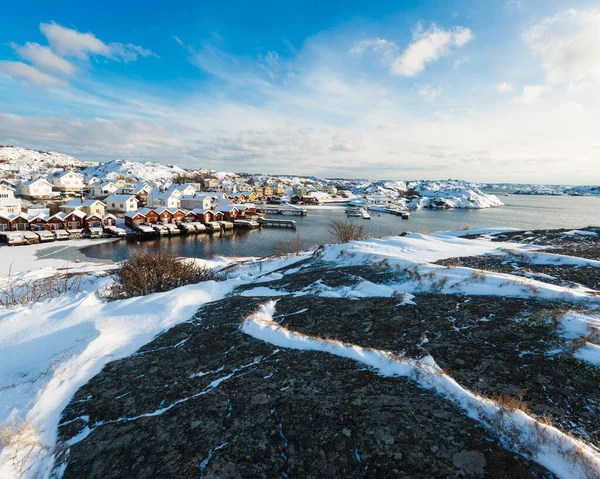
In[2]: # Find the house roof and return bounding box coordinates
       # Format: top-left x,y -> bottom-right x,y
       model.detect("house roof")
22,177 -> 52,187
66,210 -> 87,219
138,207 -> 157,216
47,170 -> 82,180
124,211 -> 145,218
104,194 -> 138,202
61,199 -> 106,209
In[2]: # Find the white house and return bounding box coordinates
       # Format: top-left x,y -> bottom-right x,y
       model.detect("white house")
47,170 -> 85,191
167,183 -> 197,197
0,183 -> 15,199
236,183 -> 252,192
59,199 -> 106,215
0,198 -> 22,216
180,194 -> 213,210
104,194 -> 139,213
90,181 -> 120,198
18,178 -> 54,199
146,190 -> 180,209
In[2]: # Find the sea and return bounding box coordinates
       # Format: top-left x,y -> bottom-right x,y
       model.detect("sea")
40,194 -> 600,264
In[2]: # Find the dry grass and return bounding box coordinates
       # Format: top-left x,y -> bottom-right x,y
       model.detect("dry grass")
108,251 -> 221,299
470,270 -> 488,282
491,392 -> 531,415
274,234 -> 304,257
0,270 -> 85,308
328,218 -> 366,243
0,419 -> 49,475
461,225 -> 473,231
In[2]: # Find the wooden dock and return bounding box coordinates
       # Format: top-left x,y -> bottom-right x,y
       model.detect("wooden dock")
258,218 -> 297,228
255,205 -> 307,216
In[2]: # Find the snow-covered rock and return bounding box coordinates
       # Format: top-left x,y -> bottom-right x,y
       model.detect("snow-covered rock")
0,146 -> 93,177
80,159 -> 186,183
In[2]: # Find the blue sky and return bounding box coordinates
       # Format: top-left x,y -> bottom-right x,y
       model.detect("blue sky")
1,0 -> 599,183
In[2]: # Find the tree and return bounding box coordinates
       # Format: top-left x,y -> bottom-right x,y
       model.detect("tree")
328,218 -> 366,243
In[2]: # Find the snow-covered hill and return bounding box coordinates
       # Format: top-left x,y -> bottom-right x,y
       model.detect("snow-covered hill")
480,183 -> 600,196
80,159 -> 186,182
0,146 -> 93,177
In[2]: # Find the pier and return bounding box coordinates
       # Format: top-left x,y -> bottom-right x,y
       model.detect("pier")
255,204 -> 307,216
258,218 -> 297,229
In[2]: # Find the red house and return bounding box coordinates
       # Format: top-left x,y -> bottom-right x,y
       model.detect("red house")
85,213 -> 103,228
156,208 -> 174,224
170,209 -> 186,224
28,215 -> 48,231
47,214 -> 66,231
9,213 -> 30,231
63,211 -> 87,230
139,208 -> 159,224
0,215 -> 11,232
124,211 -> 146,228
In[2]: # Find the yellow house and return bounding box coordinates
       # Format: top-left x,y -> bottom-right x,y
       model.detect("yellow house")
246,192 -> 258,201
114,179 -> 127,188
59,199 -> 106,216
328,186 -> 338,195
274,185 -> 285,195
253,187 -> 264,196
263,186 -> 274,196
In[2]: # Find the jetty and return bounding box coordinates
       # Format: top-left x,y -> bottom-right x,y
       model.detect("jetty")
258,218 -> 297,229
255,204 -> 307,216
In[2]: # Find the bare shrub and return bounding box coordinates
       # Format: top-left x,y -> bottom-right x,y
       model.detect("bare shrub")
0,270 -> 85,307
491,392 -> 531,415
0,419 -> 48,474
328,218 -> 366,243
109,251 -> 221,299
470,270 -> 488,282
550,307 -> 570,328
274,234 -> 304,257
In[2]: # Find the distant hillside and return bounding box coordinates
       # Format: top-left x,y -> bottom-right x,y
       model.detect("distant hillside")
80,159 -> 187,182
0,146 -> 93,177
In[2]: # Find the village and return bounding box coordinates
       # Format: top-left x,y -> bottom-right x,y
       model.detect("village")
0,165 -> 355,246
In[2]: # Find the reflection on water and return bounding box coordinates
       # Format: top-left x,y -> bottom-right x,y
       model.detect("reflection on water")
48,194 -> 599,263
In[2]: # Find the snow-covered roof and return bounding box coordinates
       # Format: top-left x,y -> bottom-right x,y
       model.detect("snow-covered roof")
124,211 -> 145,218
104,194 -> 138,202
22,177 -> 52,187
61,199 -> 106,209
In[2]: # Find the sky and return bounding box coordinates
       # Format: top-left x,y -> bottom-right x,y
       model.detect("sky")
0,0 -> 599,184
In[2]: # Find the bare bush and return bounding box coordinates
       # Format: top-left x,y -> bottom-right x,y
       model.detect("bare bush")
0,419 -> 48,474
470,270 -> 488,282
109,251 -> 221,299
328,219 -> 366,244
274,234 -> 304,257
491,392 -> 531,415
0,271 -> 85,308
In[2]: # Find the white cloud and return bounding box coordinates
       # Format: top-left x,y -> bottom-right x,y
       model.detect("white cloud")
13,42 -> 76,76
524,9 -> 600,85
514,84 -> 546,104
452,55 -> 469,69
554,102 -> 584,115
40,22 -> 111,59
391,24 -> 473,76
496,81 -> 514,93
351,23 -> 473,77
416,83 -> 443,103
39,22 -> 157,62
350,38 -> 399,66
0,61 -> 64,87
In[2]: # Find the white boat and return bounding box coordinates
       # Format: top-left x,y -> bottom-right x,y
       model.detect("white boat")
164,224 -> 181,235
152,224 -> 169,235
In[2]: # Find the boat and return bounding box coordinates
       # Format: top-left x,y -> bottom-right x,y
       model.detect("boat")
152,224 -> 169,235
164,224 -> 181,235
345,207 -> 362,217
361,208 -> 371,219
52,229 -> 70,241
